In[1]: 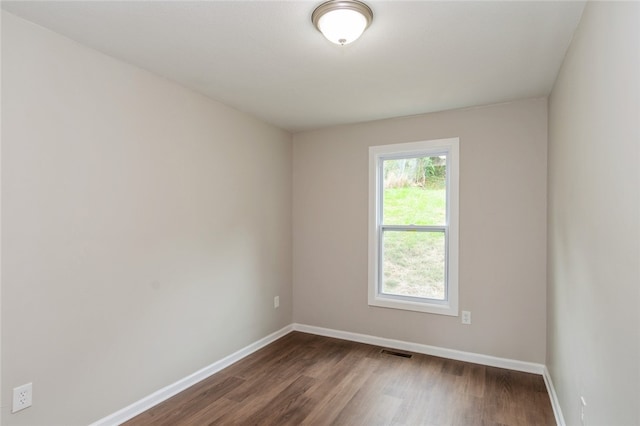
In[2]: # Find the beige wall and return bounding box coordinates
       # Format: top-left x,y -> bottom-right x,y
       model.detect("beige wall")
547,2 -> 640,425
293,98 -> 548,363
1,13 -> 292,426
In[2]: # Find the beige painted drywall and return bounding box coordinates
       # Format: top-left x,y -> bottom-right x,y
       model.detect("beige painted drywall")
293,98 -> 548,363
1,13 -> 292,425
547,2 -> 640,425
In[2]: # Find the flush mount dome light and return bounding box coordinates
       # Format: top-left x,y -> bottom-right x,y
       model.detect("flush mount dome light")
312,0 -> 373,45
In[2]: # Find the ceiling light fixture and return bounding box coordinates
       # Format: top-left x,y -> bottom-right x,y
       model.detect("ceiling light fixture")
312,0 -> 373,46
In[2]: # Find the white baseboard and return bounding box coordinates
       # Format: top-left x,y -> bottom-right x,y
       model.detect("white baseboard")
91,322 -> 563,426
90,324 -> 293,426
543,366 -> 566,426
293,323 -> 545,374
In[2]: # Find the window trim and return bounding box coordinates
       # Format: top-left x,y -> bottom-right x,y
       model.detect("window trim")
368,138 -> 459,316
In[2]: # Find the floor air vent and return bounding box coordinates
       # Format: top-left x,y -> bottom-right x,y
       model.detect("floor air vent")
381,349 -> 412,358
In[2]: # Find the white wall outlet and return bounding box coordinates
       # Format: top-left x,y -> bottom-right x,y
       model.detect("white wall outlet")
274,296 -> 280,309
461,310 -> 471,324
12,383 -> 32,413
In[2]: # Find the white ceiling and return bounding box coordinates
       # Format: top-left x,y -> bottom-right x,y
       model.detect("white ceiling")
2,1 -> 585,132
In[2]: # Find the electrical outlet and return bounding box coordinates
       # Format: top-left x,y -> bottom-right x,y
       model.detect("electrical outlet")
274,296 -> 280,309
12,383 -> 32,413
461,310 -> 471,324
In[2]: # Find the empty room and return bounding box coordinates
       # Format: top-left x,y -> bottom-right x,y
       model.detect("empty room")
1,1 -> 638,425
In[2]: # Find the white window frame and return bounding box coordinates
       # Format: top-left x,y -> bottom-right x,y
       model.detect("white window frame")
368,138 -> 459,316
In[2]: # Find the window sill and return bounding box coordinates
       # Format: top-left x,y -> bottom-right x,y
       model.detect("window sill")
368,295 -> 458,316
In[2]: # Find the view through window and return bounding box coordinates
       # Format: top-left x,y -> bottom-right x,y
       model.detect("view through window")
381,155 -> 447,300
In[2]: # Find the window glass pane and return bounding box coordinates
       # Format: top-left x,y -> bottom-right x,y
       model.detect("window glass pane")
382,230 -> 445,300
382,156 -> 446,225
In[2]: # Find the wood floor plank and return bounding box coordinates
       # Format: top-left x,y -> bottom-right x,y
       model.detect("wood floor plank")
240,375 -> 317,425
300,355 -> 383,425
125,375 -> 244,426
334,392 -> 403,426
213,374 -> 303,423
460,363 -> 487,398
123,332 -> 555,426
173,397 -> 238,426
330,355 -> 406,425
390,355 -> 441,425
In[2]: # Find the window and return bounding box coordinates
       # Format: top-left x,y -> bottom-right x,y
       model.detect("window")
368,138 -> 459,316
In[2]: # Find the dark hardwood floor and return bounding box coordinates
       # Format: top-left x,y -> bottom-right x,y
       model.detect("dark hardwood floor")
124,332 -> 555,425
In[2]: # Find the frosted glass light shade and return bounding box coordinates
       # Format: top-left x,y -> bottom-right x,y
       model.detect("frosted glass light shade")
317,9 -> 367,45
312,1 -> 373,45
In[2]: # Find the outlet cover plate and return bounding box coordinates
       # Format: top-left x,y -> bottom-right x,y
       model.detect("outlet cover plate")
12,383 -> 33,413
